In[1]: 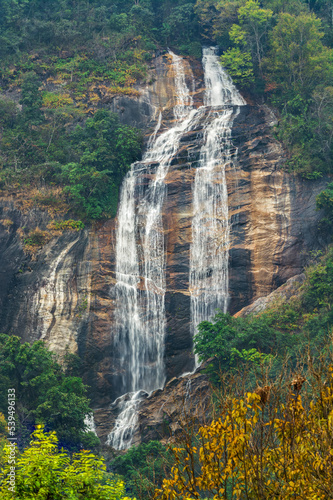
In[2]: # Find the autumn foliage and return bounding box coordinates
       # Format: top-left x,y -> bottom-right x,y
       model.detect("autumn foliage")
156,367 -> 333,500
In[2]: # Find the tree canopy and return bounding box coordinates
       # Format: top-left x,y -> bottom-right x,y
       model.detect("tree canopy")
0,334 -> 99,450
0,426 -> 124,500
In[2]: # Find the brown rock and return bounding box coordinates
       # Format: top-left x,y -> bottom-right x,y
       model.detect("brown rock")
235,274 -> 306,318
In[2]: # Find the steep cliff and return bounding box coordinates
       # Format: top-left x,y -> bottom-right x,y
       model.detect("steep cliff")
0,51 -> 327,444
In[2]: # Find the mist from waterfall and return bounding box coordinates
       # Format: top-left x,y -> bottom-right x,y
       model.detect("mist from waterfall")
190,47 -> 246,365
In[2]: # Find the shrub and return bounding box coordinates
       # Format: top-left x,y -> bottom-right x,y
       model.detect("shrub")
0,426 -> 124,500
24,228 -> 51,248
48,219 -> 85,231
155,364 -> 333,500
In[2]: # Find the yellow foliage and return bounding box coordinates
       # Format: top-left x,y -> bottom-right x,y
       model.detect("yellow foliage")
46,77 -> 64,85
108,87 -> 140,97
0,425 -> 126,499
156,368 -> 333,500
89,92 -> 100,103
42,92 -> 74,109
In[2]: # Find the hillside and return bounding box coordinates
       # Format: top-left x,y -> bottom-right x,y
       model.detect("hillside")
0,1 -> 333,499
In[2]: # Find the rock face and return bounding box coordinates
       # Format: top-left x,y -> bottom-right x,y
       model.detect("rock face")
234,273 -> 306,318
0,200 -> 92,357
135,369 -> 211,446
93,367 -> 211,445
0,52 -> 328,443
227,106 -> 326,313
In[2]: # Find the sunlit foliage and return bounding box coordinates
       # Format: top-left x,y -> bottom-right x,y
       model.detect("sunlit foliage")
156,366 -> 333,499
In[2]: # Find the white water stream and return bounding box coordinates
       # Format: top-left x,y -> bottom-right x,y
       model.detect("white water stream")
108,51 -> 198,450
108,47 -> 246,449
190,47 -> 246,365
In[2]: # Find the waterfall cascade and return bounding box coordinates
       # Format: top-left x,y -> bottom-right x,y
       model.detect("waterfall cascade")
190,48 -> 246,362
108,51 -> 199,450
108,47 -> 246,450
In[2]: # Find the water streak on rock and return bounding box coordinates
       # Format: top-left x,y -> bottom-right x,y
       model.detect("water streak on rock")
190,47 -> 246,364
108,51 -> 197,450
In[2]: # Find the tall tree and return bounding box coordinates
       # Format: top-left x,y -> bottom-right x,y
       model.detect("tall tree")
265,12 -> 333,102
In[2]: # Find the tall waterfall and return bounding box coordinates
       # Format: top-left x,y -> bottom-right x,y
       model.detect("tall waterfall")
190,47 -> 246,359
108,47 -> 246,450
108,51 -> 199,450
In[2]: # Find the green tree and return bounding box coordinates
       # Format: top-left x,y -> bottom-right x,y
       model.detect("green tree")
111,441 -> 173,500
0,335 -> 98,450
265,12 -> 333,102
220,47 -> 254,86
316,182 -> 333,235
165,3 -> 199,45
60,110 -> 142,219
237,0 -> 273,74
130,3 -> 154,36
0,425 -> 125,499
0,414 -> 8,464
263,0 -> 308,15
194,247 -> 333,383
195,0 -> 242,46
194,311 -> 284,373
0,98 -> 17,128
19,72 -> 44,127
311,85 -> 333,163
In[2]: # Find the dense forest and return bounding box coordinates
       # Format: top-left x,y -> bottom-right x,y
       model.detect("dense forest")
1,0 -> 333,499
1,0 -> 333,221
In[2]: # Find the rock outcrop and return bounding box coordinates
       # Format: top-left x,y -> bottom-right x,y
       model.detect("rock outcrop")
235,273 -> 306,318
94,367 -> 211,446
0,52 -> 328,443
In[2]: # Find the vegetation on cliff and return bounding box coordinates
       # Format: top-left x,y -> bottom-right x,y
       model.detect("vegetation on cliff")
196,0 -> 333,177
1,0 -> 333,221
1,252 -> 333,497
0,84 -> 142,219
153,246 -> 333,499
156,364 -> 333,499
0,0 -> 201,221
110,441 -> 173,500
0,1 -> 333,498
194,246 -> 333,380
106,247 -> 333,500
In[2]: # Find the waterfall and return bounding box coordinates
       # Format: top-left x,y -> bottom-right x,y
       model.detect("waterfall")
108,51 -> 198,450
108,46 -> 246,449
84,413 -> 98,436
190,47 -> 246,362
203,47 -> 245,107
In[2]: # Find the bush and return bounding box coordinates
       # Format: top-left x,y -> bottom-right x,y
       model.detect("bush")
194,247 -> 333,379
111,441 -> 172,500
316,182 -> 333,236
0,426 -> 124,500
0,335 -> 96,451
24,228 -> 51,248
48,219 -> 85,231
156,362 -> 333,500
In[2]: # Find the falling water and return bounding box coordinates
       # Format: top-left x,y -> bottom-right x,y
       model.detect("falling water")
190,47 -> 246,362
203,47 -> 246,107
84,413 -> 98,436
108,47 -> 246,448
108,51 -> 199,450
